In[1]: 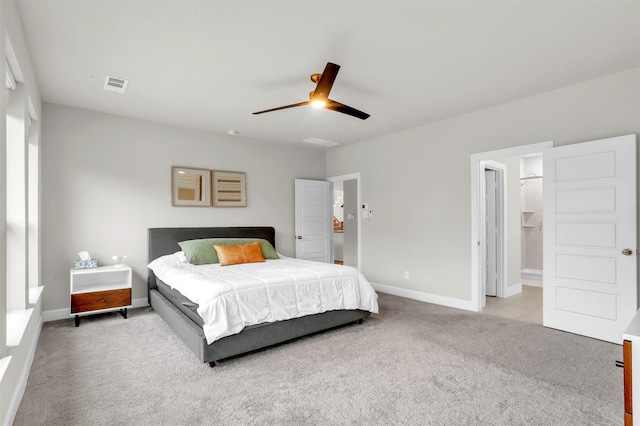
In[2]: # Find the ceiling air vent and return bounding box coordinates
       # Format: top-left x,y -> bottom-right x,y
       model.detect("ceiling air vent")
302,138 -> 339,148
104,75 -> 128,93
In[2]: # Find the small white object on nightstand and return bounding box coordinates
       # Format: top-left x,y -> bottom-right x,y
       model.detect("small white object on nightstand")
112,255 -> 127,267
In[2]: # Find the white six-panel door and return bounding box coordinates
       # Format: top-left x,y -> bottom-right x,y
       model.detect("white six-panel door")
294,179 -> 331,263
543,134 -> 637,344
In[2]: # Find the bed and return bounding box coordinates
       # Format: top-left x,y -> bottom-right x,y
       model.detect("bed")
147,226 -> 377,367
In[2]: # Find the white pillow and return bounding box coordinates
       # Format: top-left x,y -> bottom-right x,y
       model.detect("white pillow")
147,252 -> 184,276
173,251 -> 188,263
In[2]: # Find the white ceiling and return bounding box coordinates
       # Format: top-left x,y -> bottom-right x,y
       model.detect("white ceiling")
15,0 -> 640,149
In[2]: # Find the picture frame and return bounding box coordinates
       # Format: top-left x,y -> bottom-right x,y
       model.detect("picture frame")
171,166 -> 212,207
212,170 -> 247,207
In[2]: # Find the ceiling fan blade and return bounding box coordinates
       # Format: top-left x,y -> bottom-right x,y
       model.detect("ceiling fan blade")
313,62 -> 340,100
325,99 -> 370,120
253,101 -> 309,115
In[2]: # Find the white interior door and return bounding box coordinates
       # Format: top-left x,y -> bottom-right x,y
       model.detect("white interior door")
485,169 -> 498,297
543,134 -> 637,344
295,179 -> 331,263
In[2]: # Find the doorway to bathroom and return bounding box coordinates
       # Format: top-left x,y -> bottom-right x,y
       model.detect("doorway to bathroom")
519,154 -> 544,287
471,141 -> 552,323
482,153 -> 545,323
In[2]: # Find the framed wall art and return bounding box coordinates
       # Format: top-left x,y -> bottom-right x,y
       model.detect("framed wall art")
171,166 -> 212,207
212,170 -> 246,207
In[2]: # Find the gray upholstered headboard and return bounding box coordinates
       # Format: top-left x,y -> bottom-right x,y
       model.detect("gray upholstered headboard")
147,227 -> 276,292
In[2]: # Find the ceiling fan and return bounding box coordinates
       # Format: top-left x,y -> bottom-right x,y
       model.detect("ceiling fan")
253,62 -> 370,120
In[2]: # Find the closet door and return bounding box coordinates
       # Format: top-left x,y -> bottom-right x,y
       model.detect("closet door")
485,169 -> 498,297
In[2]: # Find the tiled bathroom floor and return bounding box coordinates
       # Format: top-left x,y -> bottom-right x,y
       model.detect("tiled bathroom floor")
482,284 -> 542,324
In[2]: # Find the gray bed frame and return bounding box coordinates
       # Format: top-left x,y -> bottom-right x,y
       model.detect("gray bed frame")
148,227 -> 370,367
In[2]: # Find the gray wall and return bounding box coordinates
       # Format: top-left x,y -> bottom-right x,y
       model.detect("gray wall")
326,67 -> 640,302
41,103 -> 325,311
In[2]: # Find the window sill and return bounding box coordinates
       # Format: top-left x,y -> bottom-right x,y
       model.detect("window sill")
6,287 -> 43,347
7,309 -> 34,347
0,355 -> 11,383
29,285 -> 44,305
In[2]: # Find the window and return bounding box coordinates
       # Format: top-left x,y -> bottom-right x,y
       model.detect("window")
6,73 -> 27,312
3,53 -> 41,355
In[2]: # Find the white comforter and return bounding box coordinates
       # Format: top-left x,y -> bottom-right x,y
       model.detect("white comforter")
148,253 -> 379,344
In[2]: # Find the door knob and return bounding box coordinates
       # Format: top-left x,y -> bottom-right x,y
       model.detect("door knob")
622,248 -> 633,256
297,236 -> 302,239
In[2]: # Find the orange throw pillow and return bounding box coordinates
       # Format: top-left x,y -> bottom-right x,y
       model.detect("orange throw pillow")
213,241 -> 266,266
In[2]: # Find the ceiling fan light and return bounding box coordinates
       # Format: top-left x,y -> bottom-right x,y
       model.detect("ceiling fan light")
308,90 -> 326,108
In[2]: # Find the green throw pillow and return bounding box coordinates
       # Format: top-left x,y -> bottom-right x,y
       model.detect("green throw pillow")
178,238 -> 279,265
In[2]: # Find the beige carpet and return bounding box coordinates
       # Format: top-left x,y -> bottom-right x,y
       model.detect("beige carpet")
14,293 -> 622,425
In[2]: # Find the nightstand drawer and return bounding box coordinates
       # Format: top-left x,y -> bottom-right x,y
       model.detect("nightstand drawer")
71,288 -> 131,313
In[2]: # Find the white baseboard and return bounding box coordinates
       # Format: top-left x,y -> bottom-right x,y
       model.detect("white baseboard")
42,308 -> 69,323
504,283 -> 522,298
370,282 -> 476,312
132,298 -> 150,309
522,279 -> 543,288
42,298 -> 149,322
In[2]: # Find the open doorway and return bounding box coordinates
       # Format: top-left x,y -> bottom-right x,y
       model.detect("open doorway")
519,153 -> 544,287
482,154 -> 544,323
327,173 -> 361,269
332,181 -> 345,265
470,141 -> 553,322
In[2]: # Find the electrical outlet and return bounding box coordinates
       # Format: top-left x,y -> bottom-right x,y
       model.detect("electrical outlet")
404,271 -> 410,279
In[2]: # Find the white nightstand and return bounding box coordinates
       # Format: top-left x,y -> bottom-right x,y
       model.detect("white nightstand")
70,265 -> 132,326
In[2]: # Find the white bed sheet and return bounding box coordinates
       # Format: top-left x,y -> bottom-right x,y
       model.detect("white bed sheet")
148,253 -> 379,344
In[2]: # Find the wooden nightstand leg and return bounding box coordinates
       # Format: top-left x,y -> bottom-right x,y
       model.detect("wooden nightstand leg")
74,315 -> 80,327
119,308 -> 128,319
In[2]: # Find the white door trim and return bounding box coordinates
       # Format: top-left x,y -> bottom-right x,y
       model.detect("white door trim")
470,141 -> 554,312
327,173 -> 361,270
